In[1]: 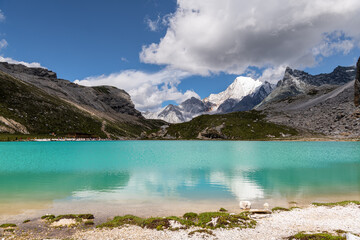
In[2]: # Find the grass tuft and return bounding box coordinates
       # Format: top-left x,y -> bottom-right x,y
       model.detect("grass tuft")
183,212 -> 198,221
41,214 -> 55,220
84,220 -> 94,226
219,208 -> 227,212
0,223 -> 17,228
288,232 -> 345,240
188,229 -> 214,236
272,207 -> 290,212
312,201 -> 360,207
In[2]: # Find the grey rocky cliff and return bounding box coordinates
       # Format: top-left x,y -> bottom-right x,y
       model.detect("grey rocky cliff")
0,62 -> 57,79
256,64 -> 359,138
263,82 -> 360,138
180,97 -> 212,114
257,66 -> 356,109
355,58 -> 360,107
0,62 -> 142,122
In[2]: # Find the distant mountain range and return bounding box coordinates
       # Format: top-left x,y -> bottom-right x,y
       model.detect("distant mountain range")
144,65 -> 357,126
0,60 -> 359,140
144,77 -> 274,123
144,63 -> 360,140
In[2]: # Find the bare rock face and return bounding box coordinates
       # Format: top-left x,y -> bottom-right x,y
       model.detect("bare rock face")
355,57 -> 360,107
0,62 -> 57,78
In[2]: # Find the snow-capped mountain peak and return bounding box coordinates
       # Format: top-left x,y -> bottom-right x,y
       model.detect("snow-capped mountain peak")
143,76 -> 272,123
203,76 -> 262,110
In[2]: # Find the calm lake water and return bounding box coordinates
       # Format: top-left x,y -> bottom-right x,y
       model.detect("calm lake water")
0,141 -> 360,216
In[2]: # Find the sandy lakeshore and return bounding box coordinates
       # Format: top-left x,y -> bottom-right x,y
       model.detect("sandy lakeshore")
1,204 -> 360,240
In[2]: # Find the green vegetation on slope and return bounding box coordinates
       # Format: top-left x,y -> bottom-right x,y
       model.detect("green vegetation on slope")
106,118 -> 166,139
0,72 -> 164,140
161,111 -> 298,140
0,72 -> 106,137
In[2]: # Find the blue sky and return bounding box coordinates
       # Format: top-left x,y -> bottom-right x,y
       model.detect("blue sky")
0,0 -> 360,111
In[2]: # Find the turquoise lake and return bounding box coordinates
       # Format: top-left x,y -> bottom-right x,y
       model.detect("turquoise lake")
0,141 -> 360,216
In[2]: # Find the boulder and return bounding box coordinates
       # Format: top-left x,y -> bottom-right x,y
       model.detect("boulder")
239,201 -> 252,210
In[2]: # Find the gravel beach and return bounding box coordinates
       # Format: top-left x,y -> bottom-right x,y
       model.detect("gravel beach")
72,204 -> 360,240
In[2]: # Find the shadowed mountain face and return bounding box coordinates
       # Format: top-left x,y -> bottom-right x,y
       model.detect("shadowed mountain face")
0,62 -> 164,138
355,58 -> 360,107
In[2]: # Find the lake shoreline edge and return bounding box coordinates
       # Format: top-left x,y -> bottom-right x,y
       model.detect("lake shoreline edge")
1,202 -> 360,240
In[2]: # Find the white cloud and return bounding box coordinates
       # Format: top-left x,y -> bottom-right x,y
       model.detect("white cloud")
121,57 -> 128,62
210,171 -> 264,201
0,9 -> 5,21
140,0 -> 360,76
74,68 -> 199,111
312,31 -> 354,57
0,56 -> 45,68
146,15 -> 161,32
0,39 -> 7,50
259,65 -> 287,84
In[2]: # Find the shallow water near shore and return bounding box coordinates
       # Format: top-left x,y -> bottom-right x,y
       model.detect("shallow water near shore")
0,141 -> 360,220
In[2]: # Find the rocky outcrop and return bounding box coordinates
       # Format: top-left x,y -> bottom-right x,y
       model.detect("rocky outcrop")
282,66 -> 355,86
0,116 -> 29,134
355,58 -> 360,107
0,62 -> 57,79
197,123 -> 227,139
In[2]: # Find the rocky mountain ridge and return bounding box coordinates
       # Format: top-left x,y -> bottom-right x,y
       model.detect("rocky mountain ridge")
258,66 -> 356,107
146,65 -> 355,124
256,64 -> 359,138
0,62 -> 142,121
0,62 -> 163,139
144,77 -> 271,123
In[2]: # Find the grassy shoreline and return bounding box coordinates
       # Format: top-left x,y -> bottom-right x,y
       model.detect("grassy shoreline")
1,202 -> 360,240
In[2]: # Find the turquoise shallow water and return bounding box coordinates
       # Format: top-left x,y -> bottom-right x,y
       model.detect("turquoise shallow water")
0,141 -> 360,214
